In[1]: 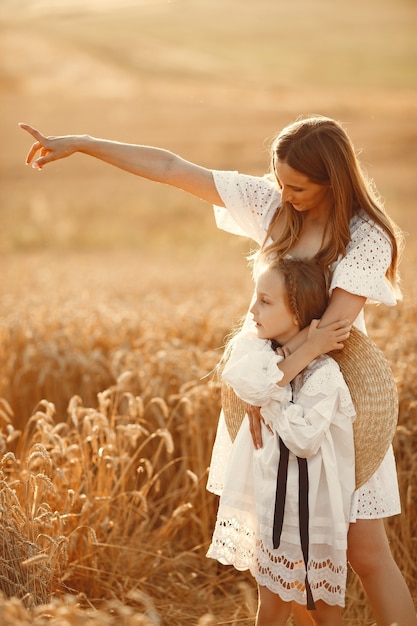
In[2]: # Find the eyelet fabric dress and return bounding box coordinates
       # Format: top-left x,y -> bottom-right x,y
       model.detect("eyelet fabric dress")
207,332 -> 356,607
207,170 -> 401,522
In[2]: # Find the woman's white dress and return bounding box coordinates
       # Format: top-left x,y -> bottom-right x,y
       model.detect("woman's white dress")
207,170 -> 401,522
206,331 -> 356,607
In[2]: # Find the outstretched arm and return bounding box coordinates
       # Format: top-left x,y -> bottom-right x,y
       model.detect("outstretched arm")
19,123 -> 224,206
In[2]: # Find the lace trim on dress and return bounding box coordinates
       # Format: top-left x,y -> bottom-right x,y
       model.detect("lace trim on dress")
208,515 -> 347,607
297,360 -> 356,416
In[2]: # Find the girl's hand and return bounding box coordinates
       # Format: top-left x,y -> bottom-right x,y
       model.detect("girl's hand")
247,405 -> 263,449
307,318 -> 351,354
274,345 -> 291,358
247,405 -> 273,449
19,123 -> 79,169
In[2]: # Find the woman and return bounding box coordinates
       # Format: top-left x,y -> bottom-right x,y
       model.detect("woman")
19,116 -> 416,625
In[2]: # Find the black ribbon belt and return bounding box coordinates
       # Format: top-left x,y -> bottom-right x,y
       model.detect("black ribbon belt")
273,436 -> 316,611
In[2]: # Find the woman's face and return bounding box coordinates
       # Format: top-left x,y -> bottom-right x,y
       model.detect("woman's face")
250,268 -> 299,344
275,160 -> 332,216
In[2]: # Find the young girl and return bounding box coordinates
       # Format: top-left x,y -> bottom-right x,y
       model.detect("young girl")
207,256 -> 356,626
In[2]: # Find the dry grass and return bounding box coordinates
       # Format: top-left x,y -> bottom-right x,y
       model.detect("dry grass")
0,252 -> 258,625
0,0 -> 416,623
0,252 -> 416,625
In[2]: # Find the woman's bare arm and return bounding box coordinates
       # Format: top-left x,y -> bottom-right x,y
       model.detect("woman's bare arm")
277,287 -> 366,356
19,123 -> 224,206
276,288 -> 365,385
319,287 -> 366,326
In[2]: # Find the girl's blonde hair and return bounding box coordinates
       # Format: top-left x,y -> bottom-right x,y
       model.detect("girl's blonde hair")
264,115 -> 403,291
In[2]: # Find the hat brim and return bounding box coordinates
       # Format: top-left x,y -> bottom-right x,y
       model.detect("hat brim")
329,327 -> 398,488
222,327 -> 398,489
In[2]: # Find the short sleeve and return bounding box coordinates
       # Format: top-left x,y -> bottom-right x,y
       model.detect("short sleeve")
330,215 -> 398,305
212,170 -> 281,245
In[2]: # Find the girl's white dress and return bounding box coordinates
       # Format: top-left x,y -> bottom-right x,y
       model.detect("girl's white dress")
206,331 -> 356,607
207,170 -> 401,523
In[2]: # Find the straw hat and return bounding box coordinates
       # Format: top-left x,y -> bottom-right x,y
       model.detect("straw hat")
221,327 -> 398,489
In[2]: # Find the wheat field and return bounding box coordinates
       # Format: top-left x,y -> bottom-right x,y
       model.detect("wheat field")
1,0 -> 417,623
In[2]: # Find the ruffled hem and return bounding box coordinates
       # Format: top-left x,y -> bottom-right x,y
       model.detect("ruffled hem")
207,526 -> 347,607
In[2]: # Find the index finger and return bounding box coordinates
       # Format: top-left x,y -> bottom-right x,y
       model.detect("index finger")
319,319 -> 350,330
19,123 -> 49,165
18,122 -> 46,143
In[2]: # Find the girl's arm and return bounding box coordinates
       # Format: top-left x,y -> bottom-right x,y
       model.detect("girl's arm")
19,123 -> 224,206
248,288 -> 365,448
273,363 -> 354,458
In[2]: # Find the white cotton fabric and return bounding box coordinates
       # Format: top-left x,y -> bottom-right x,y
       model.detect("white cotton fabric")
207,332 -> 356,607
207,169 -> 401,520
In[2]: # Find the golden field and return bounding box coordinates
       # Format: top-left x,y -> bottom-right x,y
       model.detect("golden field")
0,0 -> 417,623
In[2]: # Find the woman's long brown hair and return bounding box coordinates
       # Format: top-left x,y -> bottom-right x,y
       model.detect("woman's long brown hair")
263,115 -> 403,292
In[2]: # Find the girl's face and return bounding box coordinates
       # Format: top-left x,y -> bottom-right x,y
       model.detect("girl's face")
275,160 -> 332,216
250,268 -> 299,344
